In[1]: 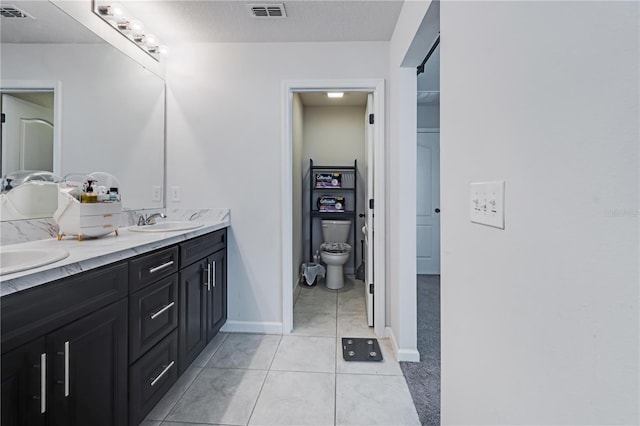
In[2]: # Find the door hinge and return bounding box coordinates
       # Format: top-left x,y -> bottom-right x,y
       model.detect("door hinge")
369,199 -> 374,209
369,283 -> 374,294
369,113 -> 374,124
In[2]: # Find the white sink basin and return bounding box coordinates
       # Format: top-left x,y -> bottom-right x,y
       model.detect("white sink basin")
128,221 -> 204,233
0,248 -> 70,275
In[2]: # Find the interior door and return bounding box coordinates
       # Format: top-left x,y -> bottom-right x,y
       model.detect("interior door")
20,118 -> 53,171
365,93 -> 374,326
1,93 -> 54,175
416,131 -> 440,274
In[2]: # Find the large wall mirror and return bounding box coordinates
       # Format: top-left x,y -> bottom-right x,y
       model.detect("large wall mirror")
0,0 -> 165,221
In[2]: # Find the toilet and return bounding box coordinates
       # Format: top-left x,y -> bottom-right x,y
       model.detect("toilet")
320,219 -> 352,290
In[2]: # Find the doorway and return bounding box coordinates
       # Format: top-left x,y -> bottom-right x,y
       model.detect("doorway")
281,79 -> 386,337
0,81 -> 62,178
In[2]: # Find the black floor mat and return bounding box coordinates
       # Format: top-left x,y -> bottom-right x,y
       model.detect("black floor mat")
341,337 -> 383,362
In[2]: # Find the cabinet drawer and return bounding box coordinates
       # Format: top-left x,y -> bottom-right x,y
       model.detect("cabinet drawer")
129,246 -> 179,293
1,262 -> 128,354
180,229 -> 226,268
129,274 -> 179,363
129,330 -> 178,426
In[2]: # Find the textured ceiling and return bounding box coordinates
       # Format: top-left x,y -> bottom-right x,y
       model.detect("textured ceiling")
2,1 -> 404,45
100,1 -> 404,44
0,1 -> 104,43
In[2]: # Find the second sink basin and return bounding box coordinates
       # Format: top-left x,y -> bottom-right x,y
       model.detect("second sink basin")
0,248 -> 70,275
128,221 -> 204,233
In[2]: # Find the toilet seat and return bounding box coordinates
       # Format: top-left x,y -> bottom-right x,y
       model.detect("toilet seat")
320,242 -> 351,254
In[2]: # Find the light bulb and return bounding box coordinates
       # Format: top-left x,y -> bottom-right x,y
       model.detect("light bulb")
145,34 -> 156,45
158,45 -> 169,55
130,20 -> 143,32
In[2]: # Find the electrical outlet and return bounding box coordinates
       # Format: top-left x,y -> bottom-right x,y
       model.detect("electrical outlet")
470,181 -> 505,229
151,186 -> 162,202
170,186 -> 181,202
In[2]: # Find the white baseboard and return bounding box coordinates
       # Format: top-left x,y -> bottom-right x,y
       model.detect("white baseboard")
220,320 -> 283,335
386,327 -> 421,362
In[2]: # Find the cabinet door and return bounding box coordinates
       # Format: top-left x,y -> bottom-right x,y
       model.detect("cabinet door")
48,299 -> 127,426
206,249 -> 227,341
178,258 -> 208,373
1,338 -> 46,426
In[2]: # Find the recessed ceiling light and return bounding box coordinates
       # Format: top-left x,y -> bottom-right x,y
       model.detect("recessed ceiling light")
327,92 -> 344,98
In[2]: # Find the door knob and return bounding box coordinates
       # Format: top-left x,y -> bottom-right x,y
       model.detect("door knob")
435,208 -> 440,213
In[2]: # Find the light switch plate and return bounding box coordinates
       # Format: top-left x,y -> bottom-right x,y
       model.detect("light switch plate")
151,186 -> 162,202
170,186 -> 181,202
470,181 -> 505,229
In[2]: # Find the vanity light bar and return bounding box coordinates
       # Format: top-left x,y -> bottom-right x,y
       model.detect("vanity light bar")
93,1 -> 167,61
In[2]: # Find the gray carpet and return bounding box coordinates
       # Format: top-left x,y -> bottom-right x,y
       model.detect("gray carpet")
400,275 -> 441,426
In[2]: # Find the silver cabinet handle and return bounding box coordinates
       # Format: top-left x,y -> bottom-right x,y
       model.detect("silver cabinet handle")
150,301 -> 175,320
207,263 -> 211,292
64,341 -> 69,397
150,360 -> 175,387
212,261 -> 216,288
40,353 -> 46,413
149,260 -> 174,274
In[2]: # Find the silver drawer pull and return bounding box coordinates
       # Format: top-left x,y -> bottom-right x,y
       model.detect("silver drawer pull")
149,260 -> 174,274
150,301 -> 175,320
40,353 -> 46,413
150,361 -> 175,387
207,263 -> 211,291
64,341 -> 70,397
212,261 -> 216,288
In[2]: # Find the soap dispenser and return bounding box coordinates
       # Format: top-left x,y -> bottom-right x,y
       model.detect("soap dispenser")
81,179 -> 98,203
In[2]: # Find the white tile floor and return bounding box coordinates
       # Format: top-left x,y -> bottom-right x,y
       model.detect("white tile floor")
142,278 -> 420,426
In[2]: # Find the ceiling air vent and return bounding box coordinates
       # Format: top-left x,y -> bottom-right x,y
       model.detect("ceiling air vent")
248,3 -> 287,19
0,4 -> 31,18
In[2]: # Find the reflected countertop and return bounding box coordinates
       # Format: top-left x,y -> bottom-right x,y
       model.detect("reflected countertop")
0,210 -> 230,298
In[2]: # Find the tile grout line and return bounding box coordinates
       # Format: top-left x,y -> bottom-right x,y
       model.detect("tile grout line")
244,334 -> 283,425
159,333 -> 230,423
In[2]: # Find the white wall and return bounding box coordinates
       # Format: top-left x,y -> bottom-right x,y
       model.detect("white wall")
165,42 -> 389,332
387,0 -> 433,360
1,44 -> 165,210
440,1 -> 639,423
302,105 -> 366,272
292,93 -> 304,288
417,104 -> 439,129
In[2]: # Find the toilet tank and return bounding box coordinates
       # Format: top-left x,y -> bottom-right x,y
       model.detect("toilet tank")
321,220 -> 351,243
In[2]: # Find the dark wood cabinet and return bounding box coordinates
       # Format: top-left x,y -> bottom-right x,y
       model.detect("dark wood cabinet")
129,275 -> 179,363
1,227 -> 227,426
207,248 -> 227,341
178,229 -> 228,373
47,300 -> 127,426
1,338 -> 46,426
178,258 -> 208,373
1,299 -> 127,426
129,330 -> 178,426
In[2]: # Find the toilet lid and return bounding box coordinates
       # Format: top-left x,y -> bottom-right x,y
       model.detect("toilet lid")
320,242 -> 351,253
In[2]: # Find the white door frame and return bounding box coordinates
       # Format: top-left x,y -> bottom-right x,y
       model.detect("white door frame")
1,80 -> 62,176
281,79 -> 386,337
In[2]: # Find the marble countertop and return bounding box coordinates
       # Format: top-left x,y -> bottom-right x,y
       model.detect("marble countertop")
0,210 -> 230,298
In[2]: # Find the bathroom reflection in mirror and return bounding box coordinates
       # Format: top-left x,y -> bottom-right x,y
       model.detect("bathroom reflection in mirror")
1,90 -> 56,177
0,0 -> 166,223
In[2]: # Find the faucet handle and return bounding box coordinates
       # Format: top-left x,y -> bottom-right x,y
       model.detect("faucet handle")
137,214 -> 147,226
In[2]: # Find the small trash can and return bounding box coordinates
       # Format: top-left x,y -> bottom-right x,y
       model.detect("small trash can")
301,262 -> 325,287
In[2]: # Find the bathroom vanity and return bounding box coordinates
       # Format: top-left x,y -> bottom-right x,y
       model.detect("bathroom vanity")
0,217 -> 229,426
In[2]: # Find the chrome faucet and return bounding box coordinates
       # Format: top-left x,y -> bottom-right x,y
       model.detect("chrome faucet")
137,212 -> 166,226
